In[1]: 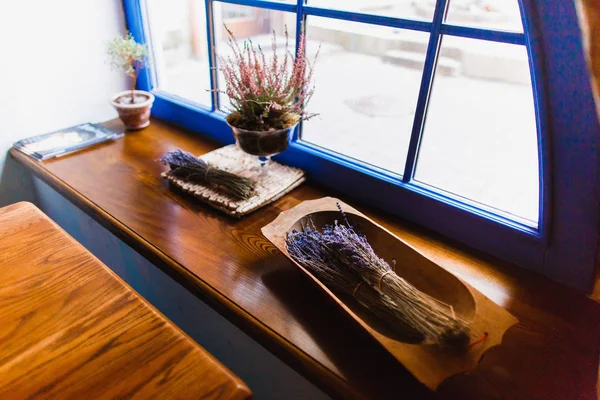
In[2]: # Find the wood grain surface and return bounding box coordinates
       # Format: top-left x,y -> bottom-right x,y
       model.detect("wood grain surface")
0,202 -> 251,400
581,0 -> 600,115
10,118 -> 600,400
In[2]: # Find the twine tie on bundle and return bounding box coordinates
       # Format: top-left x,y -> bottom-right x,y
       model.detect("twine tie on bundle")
352,282 -> 362,298
467,332 -> 488,350
378,271 -> 393,290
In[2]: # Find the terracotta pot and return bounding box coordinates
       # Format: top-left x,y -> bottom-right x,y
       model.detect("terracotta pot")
227,122 -> 296,158
110,90 -> 154,130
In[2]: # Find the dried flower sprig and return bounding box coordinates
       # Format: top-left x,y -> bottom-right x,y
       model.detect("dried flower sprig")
286,223 -> 424,341
285,211 -> 471,350
217,25 -> 319,131
161,150 -> 255,200
320,218 -> 471,349
107,32 -> 149,104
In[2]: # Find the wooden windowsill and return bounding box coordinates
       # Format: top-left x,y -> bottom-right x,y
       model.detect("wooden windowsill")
10,118 -> 600,400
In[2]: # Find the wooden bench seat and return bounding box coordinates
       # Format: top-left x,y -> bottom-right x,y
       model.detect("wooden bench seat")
0,202 -> 251,400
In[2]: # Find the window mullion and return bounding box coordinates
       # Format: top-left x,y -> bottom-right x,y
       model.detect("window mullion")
294,0 -> 306,53
216,0 -> 296,12
440,24 -> 525,45
205,0 -> 220,111
302,6 -> 432,32
292,0 -> 306,141
402,0 -> 450,182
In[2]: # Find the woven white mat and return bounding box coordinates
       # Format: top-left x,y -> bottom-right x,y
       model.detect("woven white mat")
162,144 -> 305,218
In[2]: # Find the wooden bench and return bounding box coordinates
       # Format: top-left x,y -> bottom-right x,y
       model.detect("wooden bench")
0,202 -> 251,400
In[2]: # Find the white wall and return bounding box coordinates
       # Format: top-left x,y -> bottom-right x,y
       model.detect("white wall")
0,0 -> 127,205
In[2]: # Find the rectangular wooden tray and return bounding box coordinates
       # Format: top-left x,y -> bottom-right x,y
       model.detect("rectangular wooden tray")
162,144 -> 305,218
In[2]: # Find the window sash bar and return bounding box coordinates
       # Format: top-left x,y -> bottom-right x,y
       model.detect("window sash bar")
214,0 -> 296,13
441,24 -> 525,45
293,0 -> 306,141
208,0 -> 526,45
519,0 -> 550,238
205,0 -> 220,111
303,6 -> 432,32
211,0 -> 434,32
402,0 -> 450,181
124,0 -> 153,91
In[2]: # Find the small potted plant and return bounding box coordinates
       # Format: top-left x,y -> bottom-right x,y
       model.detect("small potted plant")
107,32 -> 154,130
218,26 -> 318,163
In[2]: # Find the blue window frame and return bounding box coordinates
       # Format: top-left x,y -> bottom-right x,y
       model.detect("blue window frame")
124,0 -> 600,291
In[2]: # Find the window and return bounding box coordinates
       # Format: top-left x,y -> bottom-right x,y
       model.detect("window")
125,0 -> 600,291
145,0 -> 211,106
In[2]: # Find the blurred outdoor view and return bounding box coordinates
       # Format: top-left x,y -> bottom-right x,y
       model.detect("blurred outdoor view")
145,0 -> 539,225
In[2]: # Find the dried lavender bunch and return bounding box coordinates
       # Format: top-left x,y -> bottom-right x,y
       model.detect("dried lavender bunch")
161,149 -> 255,200
286,225 -> 423,341
286,213 -> 471,350
321,219 -> 470,349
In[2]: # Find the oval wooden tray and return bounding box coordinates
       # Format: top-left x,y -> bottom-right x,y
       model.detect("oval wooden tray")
262,197 -> 518,390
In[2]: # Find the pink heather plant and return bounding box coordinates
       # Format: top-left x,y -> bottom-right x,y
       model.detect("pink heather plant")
218,25 -> 318,132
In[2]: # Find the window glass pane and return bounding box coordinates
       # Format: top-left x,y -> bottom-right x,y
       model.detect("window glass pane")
213,4 -> 296,111
415,36 -> 538,225
145,0 -> 211,106
445,0 -> 524,32
301,17 -> 429,175
308,0 -> 435,21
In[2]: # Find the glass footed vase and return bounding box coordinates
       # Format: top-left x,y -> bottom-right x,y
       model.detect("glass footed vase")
227,122 -> 296,167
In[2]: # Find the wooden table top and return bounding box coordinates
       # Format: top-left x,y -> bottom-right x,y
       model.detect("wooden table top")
10,118 -> 600,400
0,202 -> 251,400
